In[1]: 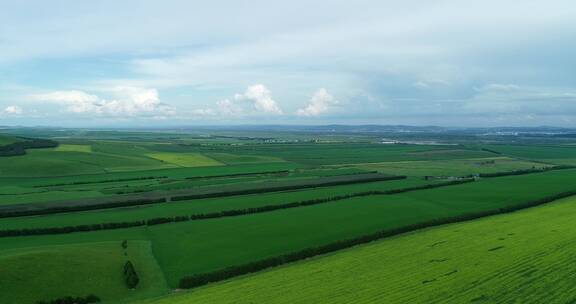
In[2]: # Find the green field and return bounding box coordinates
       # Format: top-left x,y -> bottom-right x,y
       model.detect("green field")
3,128 -> 576,303
146,152 -> 224,167
481,144 -> 576,165
54,144 -> 93,153
0,240 -> 168,303
142,196 -> 576,304
2,170 -> 576,291
0,178 -> 426,230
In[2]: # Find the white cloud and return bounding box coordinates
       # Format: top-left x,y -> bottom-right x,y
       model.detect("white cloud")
2,105 -> 23,115
234,84 -> 283,114
297,88 -> 337,116
193,84 -> 282,118
31,87 -> 174,116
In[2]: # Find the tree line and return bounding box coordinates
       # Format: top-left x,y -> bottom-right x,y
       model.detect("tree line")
35,295 -> 100,304
0,179 -> 472,237
179,189 -> 576,289
0,138 -> 59,156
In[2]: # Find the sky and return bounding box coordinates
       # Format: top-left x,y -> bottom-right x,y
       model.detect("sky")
0,0 -> 575,127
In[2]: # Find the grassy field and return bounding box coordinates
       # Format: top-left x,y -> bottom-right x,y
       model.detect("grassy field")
141,196 -> 576,304
0,240 -> 168,303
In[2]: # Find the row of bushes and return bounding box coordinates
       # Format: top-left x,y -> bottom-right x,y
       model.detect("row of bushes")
480,148 -> 502,155
0,180 -> 471,237
0,198 -> 166,218
33,176 -> 167,188
0,138 -> 59,156
179,189 -> 576,289
171,174 -> 407,202
474,165 -> 575,178
36,295 -> 100,304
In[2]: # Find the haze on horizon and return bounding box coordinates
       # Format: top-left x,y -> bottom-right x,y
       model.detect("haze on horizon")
0,0 -> 575,127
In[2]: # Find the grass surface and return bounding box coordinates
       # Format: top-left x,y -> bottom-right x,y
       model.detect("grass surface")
141,195 -> 576,304
0,240 -> 168,304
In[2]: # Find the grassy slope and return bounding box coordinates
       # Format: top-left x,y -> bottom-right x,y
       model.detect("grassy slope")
0,240 -> 168,304
142,195 -> 576,304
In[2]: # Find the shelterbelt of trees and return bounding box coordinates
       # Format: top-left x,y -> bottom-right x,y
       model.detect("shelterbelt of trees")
0,138 -> 58,156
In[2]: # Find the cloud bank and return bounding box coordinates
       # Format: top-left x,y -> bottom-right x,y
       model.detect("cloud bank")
32,87 -> 174,117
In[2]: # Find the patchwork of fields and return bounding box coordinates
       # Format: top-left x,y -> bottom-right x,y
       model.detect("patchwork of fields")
147,195 -> 576,304
2,130 -> 576,303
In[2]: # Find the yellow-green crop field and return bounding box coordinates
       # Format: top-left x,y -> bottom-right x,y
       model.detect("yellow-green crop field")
146,153 -> 224,167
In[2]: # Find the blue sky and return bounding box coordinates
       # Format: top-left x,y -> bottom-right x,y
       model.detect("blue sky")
1,0 -> 575,127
